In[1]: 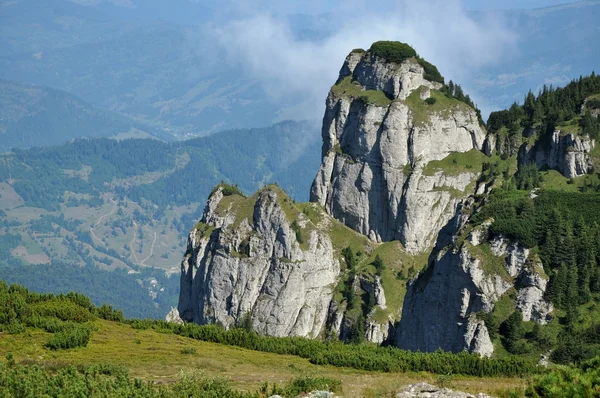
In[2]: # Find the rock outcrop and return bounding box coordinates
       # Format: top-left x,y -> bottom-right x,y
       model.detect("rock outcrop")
518,131 -> 595,178
178,186 -> 340,338
165,307 -> 183,324
396,246 -> 501,357
397,383 -> 494,398
397,234 -> 553,356
310,48 -> 486,254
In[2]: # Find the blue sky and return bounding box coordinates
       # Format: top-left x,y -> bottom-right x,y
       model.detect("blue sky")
464,0 -> 579,10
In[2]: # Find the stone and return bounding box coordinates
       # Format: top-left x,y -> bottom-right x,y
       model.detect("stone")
165,307 -> 183,324
178,187 -> 340,338
397,383 -> 494,398
519,131 -> 595,178
310,51 -> 486,254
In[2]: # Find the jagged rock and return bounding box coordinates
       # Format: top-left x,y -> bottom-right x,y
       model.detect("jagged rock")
396,246 -> 503,357
311,50 -> 486,254
468,220 -> 493,246
519,131 -> 595,178
397,383 -> 494,398
165,307 -> 183,324
360,275 -> 387,309
490,236 -> 553,323
490,236 -> 529,278
178,186 -> 340,338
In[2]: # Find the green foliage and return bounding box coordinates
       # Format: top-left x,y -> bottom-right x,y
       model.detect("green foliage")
425,97 -> 437,105
211,183 -> 245,198
526,356 -> 600,397
515,163 -> 541,190
290,220 -> 304,244
180,347 -> 197,355
440,80 -> 484,124
416,57 -> 445,84
474,188 -> 600,328
0,262 -> 175,319
46,323 -> 94,350
235,312 -> 254,334
487,73 -> 600,146
501,311 -> 529,354
128,320 -> 537,377
368,41 -> 417,64
372,255 -> 385,276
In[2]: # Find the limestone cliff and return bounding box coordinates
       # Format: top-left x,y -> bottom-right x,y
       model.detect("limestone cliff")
396,222 -> 553,356
310,47 -> 486,254
518,131 -> 595,178
178,186 -> 340,338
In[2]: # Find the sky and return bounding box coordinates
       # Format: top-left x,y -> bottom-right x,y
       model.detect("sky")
203,0 -> 522,118
464,0 -> 578,9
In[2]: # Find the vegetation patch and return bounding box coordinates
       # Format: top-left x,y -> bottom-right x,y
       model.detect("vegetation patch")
404,87 -> 471,127
331,76 -> 392,107
423,149 -> 487,176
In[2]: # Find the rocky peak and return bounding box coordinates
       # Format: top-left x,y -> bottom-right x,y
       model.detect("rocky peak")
338,44 -> 443,101
178,185 -> 340,338
311,41 -> 486,254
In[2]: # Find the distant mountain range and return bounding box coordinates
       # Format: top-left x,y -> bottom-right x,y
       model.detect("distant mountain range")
0,79 -> 169,151
1,0 -> 599,142
0,120 -> 320,317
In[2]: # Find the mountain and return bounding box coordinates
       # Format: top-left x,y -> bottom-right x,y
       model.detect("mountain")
2,0 -> 599,138
0,120 -> 320,318
0,79 -> 169,150
178,41 -> 600,364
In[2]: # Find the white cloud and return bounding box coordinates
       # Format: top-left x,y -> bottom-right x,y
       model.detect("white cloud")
207,0 -> 517,119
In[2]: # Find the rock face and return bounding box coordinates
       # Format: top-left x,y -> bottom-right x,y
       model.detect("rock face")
396,246 -> 501,357
310,50 -> 486,254
519,131 -> 595,178
165,307 -> 183,324
490,236 -> 553,324
178,186 -> 340,338
397,234 -> 553,356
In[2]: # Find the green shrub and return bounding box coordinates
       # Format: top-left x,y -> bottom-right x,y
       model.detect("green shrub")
210,183 -> 245,198
97,303 -> 125,323
417,57 -> 445,84
180,347 -> 197,355
369,41 -> 417,64
290,220 -> 304,244
425,97 -> 437,105
46,323 -> 94,350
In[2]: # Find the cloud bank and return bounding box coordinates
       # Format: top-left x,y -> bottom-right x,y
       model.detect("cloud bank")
208,0 -> 517,119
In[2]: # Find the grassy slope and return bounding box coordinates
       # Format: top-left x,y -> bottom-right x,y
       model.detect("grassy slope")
0,319 -> 527,397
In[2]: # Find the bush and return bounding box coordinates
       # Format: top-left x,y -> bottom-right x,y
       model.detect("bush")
180,347 -> 197,355
369,41 -> 417,64
417,57 -> 445,84
46,323 -> 94,350
425,97 -> 437,105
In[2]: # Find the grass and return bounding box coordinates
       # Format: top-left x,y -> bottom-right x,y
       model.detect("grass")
404,87 -> 471,127
331,76 -> 392,107
423,149 -> 488,177
467,242 -> 512,282
0,319 -> 528,397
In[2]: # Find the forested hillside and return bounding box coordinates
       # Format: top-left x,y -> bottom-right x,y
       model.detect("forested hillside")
0,121 -> 319,318
0,80 -> 169,151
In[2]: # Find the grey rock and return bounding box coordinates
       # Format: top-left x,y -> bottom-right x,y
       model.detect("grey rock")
178,187 -> 340,338
519,131 -> 595,178
490,236 -> 553,323
311,52 -> 486,254
397,383 -> 494,398
396,246 -> 502,357
165,307 -> 183,324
